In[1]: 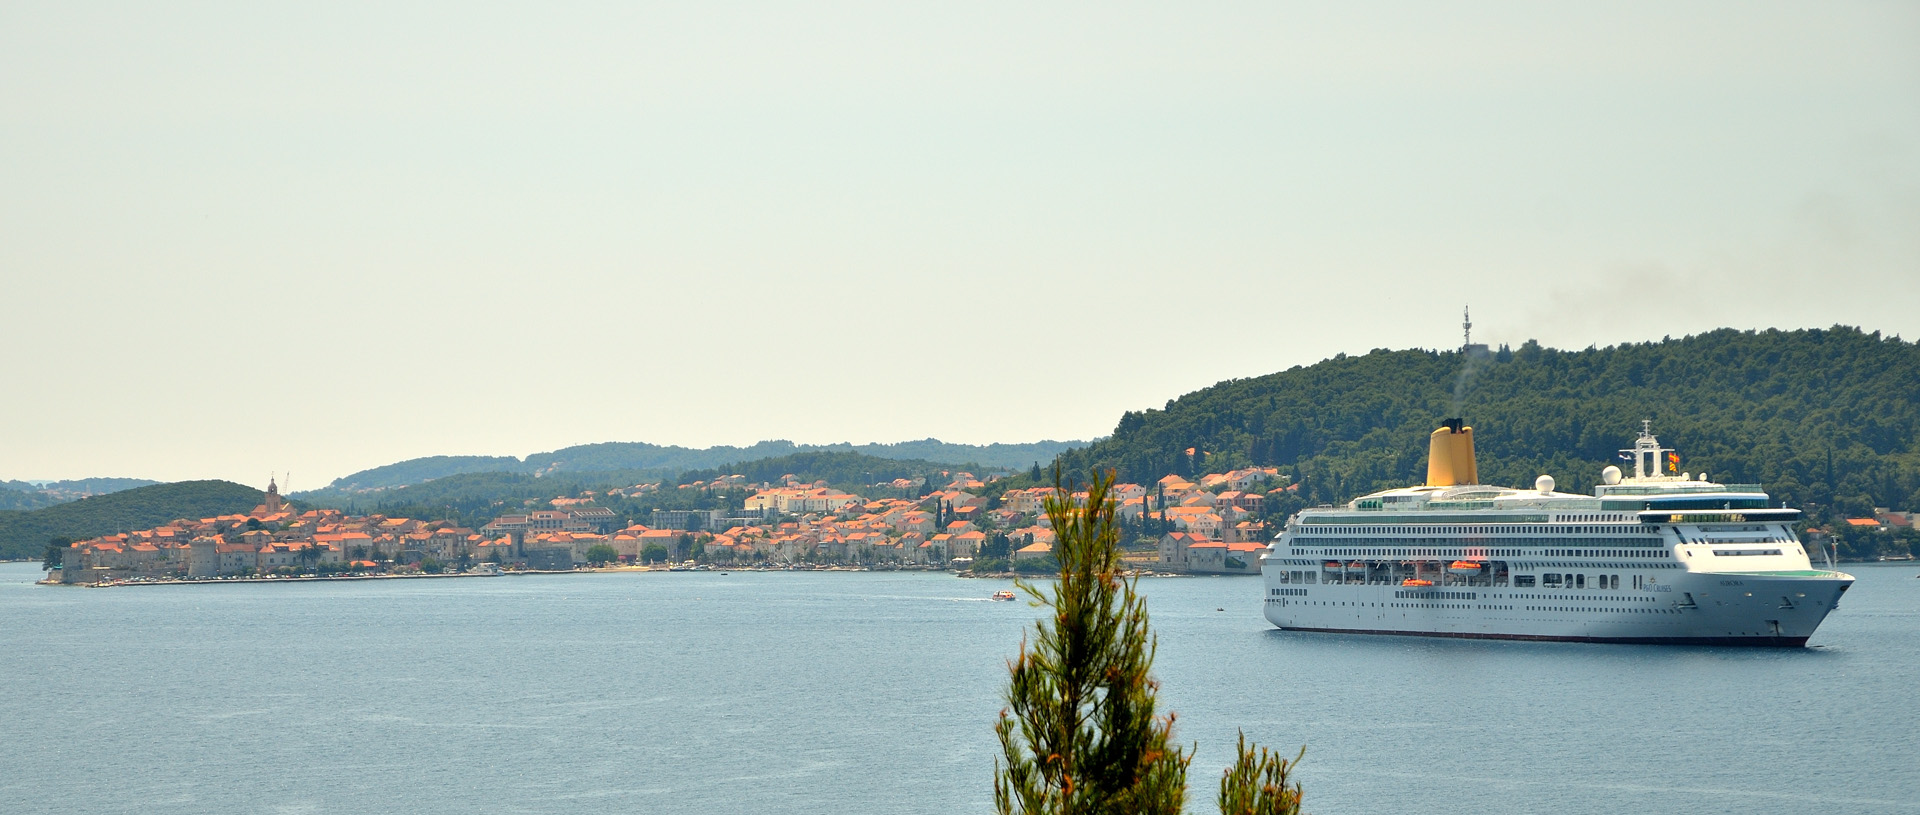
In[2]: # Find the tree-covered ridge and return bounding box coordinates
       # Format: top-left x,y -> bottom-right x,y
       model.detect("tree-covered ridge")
296,451 -> 959,531
1,477 -> 161,494
297,470 -> 667,525
672,450 -> 963,488
0,480 -> 265,560
318,439 -> 1086,492
0,477 -> 164,511
1054,327 -> 1920,521
321,456 -> 523,491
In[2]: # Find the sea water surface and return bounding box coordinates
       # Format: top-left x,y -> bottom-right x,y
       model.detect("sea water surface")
2,561 -> 1915,815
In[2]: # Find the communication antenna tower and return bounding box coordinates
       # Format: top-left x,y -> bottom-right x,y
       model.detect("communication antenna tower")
1463,306 -> 1472,350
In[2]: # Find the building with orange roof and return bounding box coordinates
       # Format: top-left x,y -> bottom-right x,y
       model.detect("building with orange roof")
951,530 -> 987,559
1157,532 -> 1214,571
1014,540 -> 1054,562
1223,520 -> 1269,543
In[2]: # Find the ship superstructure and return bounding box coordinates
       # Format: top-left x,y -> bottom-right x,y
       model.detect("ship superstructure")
1260,420 -> 1853,646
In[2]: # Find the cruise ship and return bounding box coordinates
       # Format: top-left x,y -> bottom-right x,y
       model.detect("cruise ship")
1260,420 -> 1853,646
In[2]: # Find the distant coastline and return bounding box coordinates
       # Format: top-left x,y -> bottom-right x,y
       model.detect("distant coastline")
36,562 -> 1211,588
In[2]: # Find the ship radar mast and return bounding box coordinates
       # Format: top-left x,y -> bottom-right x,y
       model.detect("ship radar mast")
1620,419 -> 1677,480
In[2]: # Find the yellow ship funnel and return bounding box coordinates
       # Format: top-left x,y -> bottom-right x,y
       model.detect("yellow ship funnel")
1426,419 -> 1479,487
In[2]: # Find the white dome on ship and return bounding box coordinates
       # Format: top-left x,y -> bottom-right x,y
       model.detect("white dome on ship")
1601,465 -> 1622,485
1535,474 -> 1555,494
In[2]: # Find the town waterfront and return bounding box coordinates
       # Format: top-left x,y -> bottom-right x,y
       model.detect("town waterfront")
2,561 -> 1916,815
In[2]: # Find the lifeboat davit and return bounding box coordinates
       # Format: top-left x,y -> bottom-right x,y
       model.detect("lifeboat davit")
1448,560 -> 1484,572
1346,561 -> 1367,569
1402,578 -> 1434,587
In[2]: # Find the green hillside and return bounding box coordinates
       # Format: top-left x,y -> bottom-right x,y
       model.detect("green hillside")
524,438 -> 1073,477
298,451 -> 956,530
1054,327 -> 1920,523
321,456 -> 524,491
0,477 -> 164,511
0,480 -> 266,561
317,438 -> 1085,492
672,450 -> 961,489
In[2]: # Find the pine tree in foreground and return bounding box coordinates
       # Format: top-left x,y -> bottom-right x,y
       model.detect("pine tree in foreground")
1218,732 -> 1304,815
994,468 -> 1307,815
995,469 -> 1189,814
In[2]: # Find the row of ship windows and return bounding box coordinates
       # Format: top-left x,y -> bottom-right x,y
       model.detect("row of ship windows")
1301,548 -> 1670,560
1524,606 -> 1681,615
1271,587 -> 1665,602
1300,540 -> 1666,553
1303,525 -> 1654,536
1268,600 -> 1524,611
1509,593 -> 1655,602
1271,600 -> 1475,609
1264,598 -> 1686,616
1276,569 -> 1674,587
1516,573 -> 1624,589
1271,559 -> 1679,569
1395,590 -> 1474,600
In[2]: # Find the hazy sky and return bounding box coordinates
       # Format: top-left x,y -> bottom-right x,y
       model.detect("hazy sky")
4,2 -> 1917,488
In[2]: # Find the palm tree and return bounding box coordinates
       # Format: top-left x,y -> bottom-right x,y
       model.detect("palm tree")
295,543 -> 321,573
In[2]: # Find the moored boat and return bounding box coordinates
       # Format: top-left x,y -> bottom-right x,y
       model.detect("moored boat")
1262,419 -> 1853,646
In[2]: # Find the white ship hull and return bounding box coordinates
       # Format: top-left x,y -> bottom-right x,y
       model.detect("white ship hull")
1258,422 -> 1855,647
1260,564 -> 1849,646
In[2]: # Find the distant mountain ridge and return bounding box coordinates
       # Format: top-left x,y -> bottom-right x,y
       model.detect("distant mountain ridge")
310,438 -> 1087,493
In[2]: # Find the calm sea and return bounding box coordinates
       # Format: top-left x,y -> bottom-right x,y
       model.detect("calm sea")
2,561 -> 1915,815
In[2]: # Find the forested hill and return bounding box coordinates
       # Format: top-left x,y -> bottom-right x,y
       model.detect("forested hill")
1054,327 -> 1920,520
295,451 -> 959,531
318,438 -> 1085,492
0,477 -> 162,511
0,480 -> 266,561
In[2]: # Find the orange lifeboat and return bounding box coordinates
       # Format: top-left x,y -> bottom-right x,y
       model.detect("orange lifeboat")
1402,578 -> 1434,587
1448,560 -> 1484,572
1324,561 -> 1343,569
